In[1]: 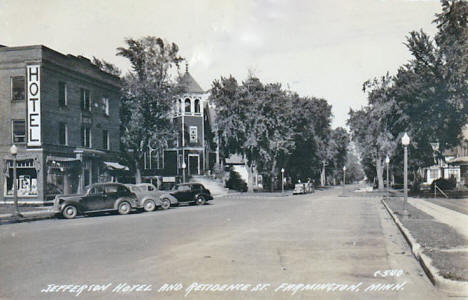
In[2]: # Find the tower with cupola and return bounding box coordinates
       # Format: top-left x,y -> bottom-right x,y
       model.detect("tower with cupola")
164,65 -> 210,178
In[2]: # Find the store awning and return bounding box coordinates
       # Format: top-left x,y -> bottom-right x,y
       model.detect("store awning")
104,161 -> 129,171
46,156 -> 80,163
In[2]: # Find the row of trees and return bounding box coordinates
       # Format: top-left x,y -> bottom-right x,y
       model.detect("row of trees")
348,0 -> 468,189
94,37 -> 357,188
210,75 -> 352,190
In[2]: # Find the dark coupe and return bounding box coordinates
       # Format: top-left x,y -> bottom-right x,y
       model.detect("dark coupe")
54,183 -> 139,219
160,183 -> 213,206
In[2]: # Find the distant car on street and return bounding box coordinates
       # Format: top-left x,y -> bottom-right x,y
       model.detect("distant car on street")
53,183 -> 139,219
125,183 -> 167,211
160,183 -> 213,206
293,182 -> 315,195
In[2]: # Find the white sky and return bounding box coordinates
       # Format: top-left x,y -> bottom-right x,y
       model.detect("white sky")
0,0 -> 441,128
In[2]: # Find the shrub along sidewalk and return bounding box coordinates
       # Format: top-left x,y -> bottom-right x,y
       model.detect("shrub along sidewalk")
383,197 -> 468,296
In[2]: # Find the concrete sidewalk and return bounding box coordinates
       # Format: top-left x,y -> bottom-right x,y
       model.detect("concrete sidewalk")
0,206 -> 55,224
408,198 -> 468,240
383,197 -> 468,296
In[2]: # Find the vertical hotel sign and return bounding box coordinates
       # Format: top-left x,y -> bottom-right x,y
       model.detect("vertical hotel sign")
27,65 -> 41,146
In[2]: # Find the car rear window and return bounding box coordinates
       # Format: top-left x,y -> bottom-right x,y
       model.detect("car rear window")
177,185 -> 190,191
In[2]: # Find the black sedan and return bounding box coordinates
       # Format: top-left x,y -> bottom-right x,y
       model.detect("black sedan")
160,183 -> 213,206
53,183 -> 139,219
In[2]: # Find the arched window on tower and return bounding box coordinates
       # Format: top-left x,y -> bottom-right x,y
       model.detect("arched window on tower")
176,99 -> 180,115
194,99 -> 200,114
185,98 -> 191,113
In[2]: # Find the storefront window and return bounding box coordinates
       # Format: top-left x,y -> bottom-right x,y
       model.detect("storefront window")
4,159 -> 38,197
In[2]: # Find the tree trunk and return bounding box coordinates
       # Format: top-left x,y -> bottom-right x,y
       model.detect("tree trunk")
270,159 -> 277,192
135,161 -> 142,184
244,155 -> 254,192
321,164 -> 326,186
376,158 -> 384,190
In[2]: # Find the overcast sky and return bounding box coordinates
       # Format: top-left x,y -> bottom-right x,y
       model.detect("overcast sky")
0,0 -> 441,128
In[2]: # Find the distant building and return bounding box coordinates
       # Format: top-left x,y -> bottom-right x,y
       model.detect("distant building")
423,126 -> 468,186
0,45 -> 122,203
140,67 -> 218,183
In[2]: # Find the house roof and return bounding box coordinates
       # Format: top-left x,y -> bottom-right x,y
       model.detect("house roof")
179,71 -> 204,94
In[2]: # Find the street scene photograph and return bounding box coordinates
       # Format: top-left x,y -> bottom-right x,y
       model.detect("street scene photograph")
0,0 -> 468,299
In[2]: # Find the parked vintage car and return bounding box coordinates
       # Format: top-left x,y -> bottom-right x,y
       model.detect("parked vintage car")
160,183 -> 213,206
125,183 -> 167,211
53,183 -> 139,219
293,182 -> 315,195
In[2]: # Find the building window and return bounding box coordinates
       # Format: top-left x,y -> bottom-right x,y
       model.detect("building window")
12,77 -> 25,100
103,97 -> 109,116
59,123 -> 68,145
81,127 -> 91,148
103,130 -> 109,150
447,168 -> 459,179
194,99 -> 200,114
185,98 -> 191,113
81,88 -> 91,111
12,120 -> 26,143
189,126 -> 197,143
5,159 -> 38,197
429,169 -> 439,180
58,82 -> 67,107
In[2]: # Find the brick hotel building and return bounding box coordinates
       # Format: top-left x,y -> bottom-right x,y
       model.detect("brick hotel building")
0,45 -> 122,203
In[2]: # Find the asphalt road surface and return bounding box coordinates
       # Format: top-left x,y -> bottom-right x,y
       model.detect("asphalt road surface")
0,188 -> 443,300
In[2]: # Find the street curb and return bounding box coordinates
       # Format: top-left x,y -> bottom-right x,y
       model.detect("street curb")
215,192 -> 293,199
0,210 -> 55,225
381,198 -> 468,297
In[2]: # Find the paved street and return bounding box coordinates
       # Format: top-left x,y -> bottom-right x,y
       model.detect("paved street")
0,188 -> 442,300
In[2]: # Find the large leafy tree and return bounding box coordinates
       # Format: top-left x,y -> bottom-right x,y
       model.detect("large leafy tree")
211,76 -> 296,191
211,75 -> 341,190
288,96 -> 333,184
348,74 -> 398,189
391,0 -> 468,169
349,0 -> 468,187
117,37 -> 183,182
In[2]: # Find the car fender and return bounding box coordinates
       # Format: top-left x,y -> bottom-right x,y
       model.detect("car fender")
114,197 -> 138,210
142,196 -> 162,207
58,199 -> 83,213
195,193 -> 213,201
160,193 -> 178,205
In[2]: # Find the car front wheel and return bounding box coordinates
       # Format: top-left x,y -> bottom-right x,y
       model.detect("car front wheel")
143,200 -> 156,212
160,198 -> 171,210
62,205 -> 78,219
196,195 -> 206,206
118,201 -> 131,215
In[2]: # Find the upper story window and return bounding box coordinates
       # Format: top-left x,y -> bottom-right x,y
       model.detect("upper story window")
189,126 -> 198,143
58,82 -> 67,107
103,130 -> 109,150
12,77 -> 25,101
12,120 -> 26,143
59,122 -> 68,145
103,97 -> 110,116
81,88 -> 91,112
81,126 -> 91,148
194,99 -> 200,114
185,98 -> 191,113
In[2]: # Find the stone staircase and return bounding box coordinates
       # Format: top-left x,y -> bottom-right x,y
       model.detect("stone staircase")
189,175 -> 229,197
